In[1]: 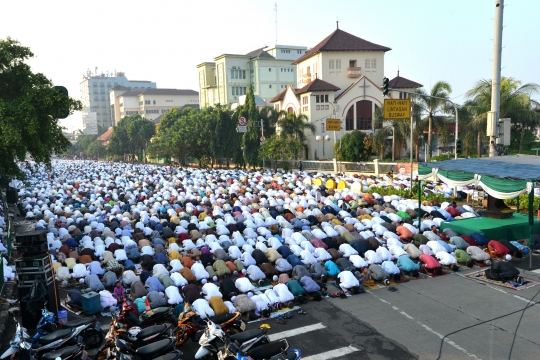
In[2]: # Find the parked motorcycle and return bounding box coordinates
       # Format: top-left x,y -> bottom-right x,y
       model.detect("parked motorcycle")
195,319 -> 268,360
94,307 -> 173,360
221,339 -> 302,360
175,308 -> 246,346
97,334 -> 182,360
118,298 -> 176,328
32,308 -> 104,349
0,321 -> 90,360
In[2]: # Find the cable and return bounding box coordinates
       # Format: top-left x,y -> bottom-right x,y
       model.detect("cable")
435,284 -> 540,360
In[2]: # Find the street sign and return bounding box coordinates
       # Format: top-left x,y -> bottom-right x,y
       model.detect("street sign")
326,118 -> 341,131
260,136 -> 266,142
383,99 -> 411,119
238,116 -> 247,126
237,126 -> 247,133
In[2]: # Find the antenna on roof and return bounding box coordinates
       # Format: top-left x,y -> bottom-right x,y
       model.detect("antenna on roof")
336,19 -> 339,29
398,67 -> 400,77
274,2 -> 278,45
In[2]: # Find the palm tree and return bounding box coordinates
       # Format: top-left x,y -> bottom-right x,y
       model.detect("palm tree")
277,113 -> 316,142
258,105 -> 285,138
372,106 -> 410,161
465,77 -> 540,153
411,81 -> 452,160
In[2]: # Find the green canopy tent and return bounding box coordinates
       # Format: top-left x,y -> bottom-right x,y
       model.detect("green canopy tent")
420,155 -> 540,269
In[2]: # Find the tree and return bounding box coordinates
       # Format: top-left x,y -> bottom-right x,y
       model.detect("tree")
372,106 -> 410,161
411,81 -> 452,160
277,113 -> 316,142
108,114 -> 154,160
0,37 -> 82,179
333,130 -> 369,162
241,85 -> 262,167
258,135 -> 302,161
85,141 -> 106,159
465,77 -> 540,153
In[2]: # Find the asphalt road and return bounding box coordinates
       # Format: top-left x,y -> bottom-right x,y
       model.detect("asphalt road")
5,256 -> 540,360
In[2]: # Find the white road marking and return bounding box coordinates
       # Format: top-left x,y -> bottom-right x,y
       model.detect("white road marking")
369,292 -> 482,360
267,322 -> 326,342
302,345 -> 362,360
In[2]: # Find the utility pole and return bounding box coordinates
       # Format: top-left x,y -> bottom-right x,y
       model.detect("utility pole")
489,0 -> 504,157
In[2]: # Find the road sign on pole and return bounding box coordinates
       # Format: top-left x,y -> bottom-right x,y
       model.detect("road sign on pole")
326,118 -> 341,131
238,116 -> 247,126
237,126 -> 247,133
383,99 -> 411,119
260,136 -> 265,142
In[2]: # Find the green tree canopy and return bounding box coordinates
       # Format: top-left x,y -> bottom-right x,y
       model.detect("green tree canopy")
277,113 -> 316,142
0,37 -> 82,179
85,141 -> 106,159
333,130 -> 369,162
258,135 -> 302,161
241,85 -> 262,167
108,114 -> 154,158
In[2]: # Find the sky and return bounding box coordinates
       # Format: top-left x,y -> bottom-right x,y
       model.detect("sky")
2,0 -> 539,131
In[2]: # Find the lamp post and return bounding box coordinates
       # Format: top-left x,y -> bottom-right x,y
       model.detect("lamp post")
315,135 -> 331,159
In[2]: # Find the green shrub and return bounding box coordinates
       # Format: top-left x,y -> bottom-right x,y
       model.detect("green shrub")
365,185 -> 446,204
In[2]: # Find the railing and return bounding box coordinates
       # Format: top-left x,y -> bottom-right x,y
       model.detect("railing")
302,73 -> 312,83
347,67 -> 362,78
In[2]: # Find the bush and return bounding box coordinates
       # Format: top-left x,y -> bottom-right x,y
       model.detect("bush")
365,185 -> 446,204
505,194 -> 540,213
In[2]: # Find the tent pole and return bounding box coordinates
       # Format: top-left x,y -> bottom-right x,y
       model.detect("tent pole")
418,180 -> 422,229
528,186 -> 533,270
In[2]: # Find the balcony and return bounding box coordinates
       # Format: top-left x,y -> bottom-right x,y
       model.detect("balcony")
302,73 -> 312,83
347,67 -> 362,78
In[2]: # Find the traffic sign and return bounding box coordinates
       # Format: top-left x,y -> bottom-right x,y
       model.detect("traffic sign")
238,116 -> 247,126
237,126 -> 247,133
260,136 -> 266,142
326,118 -> 341,131
383,99 -> 411,119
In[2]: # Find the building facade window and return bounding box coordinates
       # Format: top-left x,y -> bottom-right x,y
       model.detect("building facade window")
153,100 -> 156,105
336,59 -> 341,69
329,60 -> 334,69
371,59 -> 377,68
346,106 -> 354,131
365,59 -> 370,69
230,69 -> 246,79
315,95 -> 329,103
145,100 -> 150,105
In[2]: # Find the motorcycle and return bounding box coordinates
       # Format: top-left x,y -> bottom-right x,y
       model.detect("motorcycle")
175,308 -> 246,346
195,320 -> 268,360
220,339 -> 302,360
94,306 -> 173,360
98,334 -> 182,360
32,308 -> 104,349
0,321 -> 90,360
118,298 -> 176,328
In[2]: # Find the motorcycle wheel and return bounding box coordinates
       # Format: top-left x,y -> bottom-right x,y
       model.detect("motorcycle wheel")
82,328 -> 105,349
171,326 -> 189,347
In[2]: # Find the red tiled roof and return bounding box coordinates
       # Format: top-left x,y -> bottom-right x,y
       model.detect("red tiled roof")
388,75 -> 423,89
97,127 -> 113,141
295,78 -> 340,95
269,89 -> 287,103
293,29 -> 391,65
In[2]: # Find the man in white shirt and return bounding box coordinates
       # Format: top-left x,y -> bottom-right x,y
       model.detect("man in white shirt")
435,251 -> 459,271
339,244 -> 358,258
376,247 -> 393,261
202,282 -> 223,300
349,254 -> 369,269
427,240 -> 447,255
191,263 -> 210,281
419,244 -> 435,256
336,270 -> 362,294
247,265 -> 266,282
381,260 -> 402,281
364,250 -> 383,264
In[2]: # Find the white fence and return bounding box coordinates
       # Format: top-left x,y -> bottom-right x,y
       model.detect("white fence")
263,159 -> 400,175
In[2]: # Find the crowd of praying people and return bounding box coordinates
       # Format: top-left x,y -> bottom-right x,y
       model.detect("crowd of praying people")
2,160 -> 533,320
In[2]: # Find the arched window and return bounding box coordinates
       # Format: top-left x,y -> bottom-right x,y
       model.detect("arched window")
345,105 -> 354,131
287,107 -> 293,114
356,100 -> 372,130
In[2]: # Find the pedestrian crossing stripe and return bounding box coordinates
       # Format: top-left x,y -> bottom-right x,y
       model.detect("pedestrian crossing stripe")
302,345 -> 362,360
267,322 -> 326,341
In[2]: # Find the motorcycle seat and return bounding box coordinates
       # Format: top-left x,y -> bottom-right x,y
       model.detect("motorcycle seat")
153,352 -> 182,360
208,312 -> 236,324
39,328 -> 73,345
41,345 -> 81,360
63,316 -> 94,328
230,328 -> 266,343
136,339 -> 173,356
137,324 -> 167,340
247,340 -> 287,359
142,307 -> 169,318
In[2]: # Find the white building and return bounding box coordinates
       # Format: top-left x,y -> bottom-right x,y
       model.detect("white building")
109,87 -> 199,125
81,106 -> 98,135
197,45 -> 308,107
270,26 -> 422,159
79,70 -> 156,129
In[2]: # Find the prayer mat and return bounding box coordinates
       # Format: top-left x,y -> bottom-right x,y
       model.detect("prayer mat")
60,300 -> 82,315
464,269 -> 540,291
419,268 -> 449,278
247,306 -> 300,324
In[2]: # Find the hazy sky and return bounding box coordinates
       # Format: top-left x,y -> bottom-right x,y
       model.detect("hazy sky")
2,0 -> 538,131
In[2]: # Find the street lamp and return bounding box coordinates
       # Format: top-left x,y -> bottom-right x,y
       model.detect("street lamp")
315,135 -> 331,158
